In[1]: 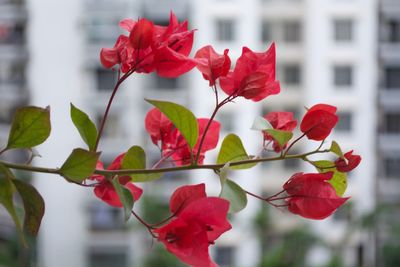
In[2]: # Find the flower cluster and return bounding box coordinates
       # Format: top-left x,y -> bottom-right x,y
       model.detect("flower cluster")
91,12 -> 363,267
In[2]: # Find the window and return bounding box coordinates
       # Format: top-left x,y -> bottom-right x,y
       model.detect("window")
333,65 -> 353,87
153,75 -> 179,90
96,68 -> 117,91
336,112 -> 353,132
388,19 -> 400,43
283,64 -> 301,86
333,19 -> 353,42
89,203 -> 124,230
385,67 -> 400,89
216,19 -> 235,42
96,113 -> 121,138
384,156 -> 400,178
215,246 -> 235,267
384,113 -> 400,133
283,21 -> 301,43
88,247 -> 128,267
261,20 -> 272,43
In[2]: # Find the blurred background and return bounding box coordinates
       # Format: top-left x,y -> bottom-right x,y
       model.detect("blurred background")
0,0 -> 398,266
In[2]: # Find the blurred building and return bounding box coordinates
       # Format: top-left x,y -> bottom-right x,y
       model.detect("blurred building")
376,0 -> 400,266
21,0 -> 379,267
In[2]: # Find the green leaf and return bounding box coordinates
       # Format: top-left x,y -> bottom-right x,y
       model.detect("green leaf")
12,179 -> 45,236
70,103 -> 98,151
146,99 -> 198,149
330,141 -> 344,158
313,160 -> 336,173
59,148 -> 100,183
121,146 -> 162,182
220,179 -> 247,213
6,106 -> 51,149
265,129 -> 293,147
328,171 -> 347,196
217,134 -> 257,170
112,178 -> 134,221
0,164 -> 24,244
250,116 -> 272,131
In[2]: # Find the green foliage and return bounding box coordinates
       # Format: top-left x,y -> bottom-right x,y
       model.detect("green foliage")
264,129 -> 293,148
142,244 -> 186,267
6,106 -> 51,149
12,180 -> 45,236
330,141 -> 343,158
140,196 -> 170,224
217,134 -> 257,170
0,164 -> 23,243
219,178 -> 248,213
121,146 -> 162,182
328,171 -> 347,196
70,103 -> 98,151
111,178 -> 134,221
251,116 -> 272,131
146,99 -> 199,149
59,148 -> 100,182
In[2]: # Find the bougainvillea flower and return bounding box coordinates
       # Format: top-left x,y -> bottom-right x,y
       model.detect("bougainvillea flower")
169,183 -> 207,215
283,172 -> 349,220
89,154 -> 143,207
129,18 -> 154,49
300,104 -> 338,141
144,108 -> 174,146
100,12 -> 196,77
219,44 -> 280,102
195,45 -> 231,86
335,150 -> 361,172
263,111 -> 297,152
154,184 -> 231,267
165,118 -> 221,166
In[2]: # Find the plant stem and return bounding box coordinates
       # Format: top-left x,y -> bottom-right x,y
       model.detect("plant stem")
93,69 -> 134,152
0,149 -> 330,177
283,133 -> 306,157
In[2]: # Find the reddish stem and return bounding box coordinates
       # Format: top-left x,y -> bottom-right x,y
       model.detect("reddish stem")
131,210 -> 157,238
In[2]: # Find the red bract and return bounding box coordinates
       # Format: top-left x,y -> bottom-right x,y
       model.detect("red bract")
300,104 -> 338,141
154,184 -> 231,267
195,45 -> 231,86
219,44 -> 280,102
263,111 -> 297,152
144,108 -> 174,146
169,183 -> 206,215
166,118 -> 221,166
283,172 -> 349,220
100,12 -> 196,77
89,154 -> 143,207
335,150 -> 361,172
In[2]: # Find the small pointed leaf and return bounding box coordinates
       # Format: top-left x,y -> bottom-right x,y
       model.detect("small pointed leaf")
122,146 -> 162,182
313,160 -> 336,173
60,148 -> 100,182
146,99 -> 198,149
0,164 -> 24,244
219,179 -> 247,213
250,116 -> 272,131
111,178 -> 133,221
7,106 -> 51,149
328,171 -> 347,196
12,179 -> 45,236
70,103 -> 98,151
330,141 -> 344,158
217,134 -> 257,170
265,129 -> 293,147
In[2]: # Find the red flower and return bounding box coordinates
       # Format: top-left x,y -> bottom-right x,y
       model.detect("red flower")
154,184 -> 231,267
219,44 -> 280,102
145,108 -> 221,166
335,150 -> 361,172
89,154 -> 143,207
144,108 -> 174,146
164,118 -> 221,166
263,111 -> 297,152
100,12 -> 196,77
300,104 -> 338,141
195,45 -> 231,86
283,172 -> 349,220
